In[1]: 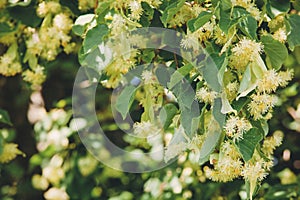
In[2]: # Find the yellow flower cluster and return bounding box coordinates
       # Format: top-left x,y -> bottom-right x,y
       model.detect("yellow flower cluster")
273,28 -> 287,43
0,143 -> 24,163
268,15 -> 288,43
133,120 -> 161,138
241,160 -> 268,199
225,81 -> 239,101
77,153 -> 99,176
164,132 -> 205,163
128,0 -> 143,20
25,12 -> 74,62
204,140 -> 274,200
0,0 -> 79,88
42,155 -> 65,185
248,93 -> 277,120
196,86 -> 218,104
36,1 -> 61,17
22,65 -> 46,89
261,130 -> 283,157
103,52 -> 138,88
139,71 -> 164,118
169,3 -> 204,28
0,43 -> 22,76
224,116 -> 252,142
230,38 -> 263,70
257,69 -> 293,93
213,26 -> 229,45
248,69 -> 293,119
204,142 -> 242,182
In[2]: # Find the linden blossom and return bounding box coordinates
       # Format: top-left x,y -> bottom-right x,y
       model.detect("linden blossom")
230,38 -> 264,71
22,65 -> 46,88
195,87 -> 218,104
224,116 -> 252,142
128,1 -> 143,21
257,69 -> 293,93
0,143 -> 24,163
1,0 -> 299,199
248,93 -> 278,120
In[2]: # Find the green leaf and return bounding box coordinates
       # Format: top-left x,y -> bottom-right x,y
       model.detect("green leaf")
0,109 -> 12,126
162,30 -> 182,48
141,49 -> 155,63
60,0 -> 80,15
233,7 -> 257,39
199,104 -> 207,134
213,98 -> 226,128
168,63 -> 193,89
96,0 -> 113,14
115,85 -> 138,120
217,55 -> 228,86
0,137 -> 3,155
159,103 -> 178,130
238,65 -> 252,93
172,79 -> 200,136
172,80 -> 200,136
155,67 -> 171,87
199,118 -> 222,161
261,35 -> 288,70
187,11 -> 213,32
79,47 -> 106,71
236,128 -> 263,161
237,64 -> 257,99
8,5 -> 42,27
260,119 -> 269,136
0,22 -> 17,37
160,0 -> 185,27
293,0 -> 300,11
178,85 -> 195,109
219,0 -> 232,33
200,56 -> 222,92
232,97 -> 250,112
250,56 -> 267,79
139,2 -> 154,27
72,14 -> 95,36
251,120 -> 269,137
287,14 -> 300,50
238,15 -> 257,39
180,103 -> 200,137
266,0 -> 290,18
83,24 -> 108,54
168,125 -> 188,146
221,93 -> 236,114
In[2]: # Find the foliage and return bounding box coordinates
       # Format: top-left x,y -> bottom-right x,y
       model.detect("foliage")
0,0 -> 300,200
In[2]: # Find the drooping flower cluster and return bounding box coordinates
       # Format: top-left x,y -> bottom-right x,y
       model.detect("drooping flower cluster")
0,0 -> 79,89
195,86 -> 218,104
0,43 -> 22,76
25,11 -> 75,62
22,65 -> 46,89
224,116 -> 252,142
257,69 -> 293,93
0,143 -> 24,163
249,69 -> 293,120
204,141 -> 243,182
230,38 -> 263,70
133,120 -> 161,138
